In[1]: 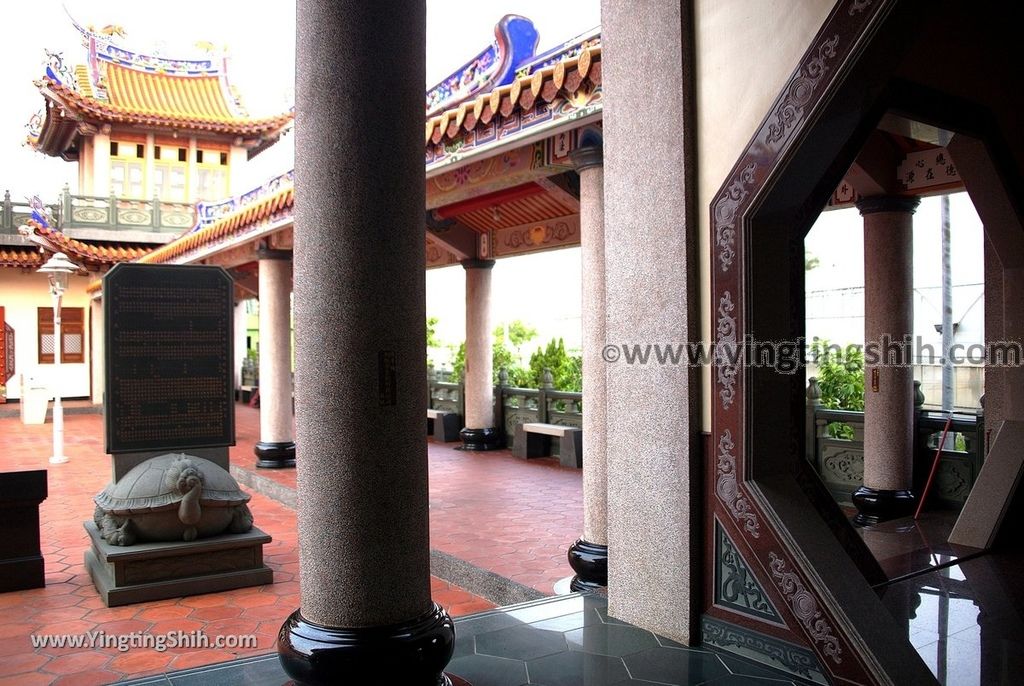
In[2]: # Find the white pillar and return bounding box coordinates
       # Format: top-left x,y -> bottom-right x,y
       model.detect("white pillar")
459,259 -> 500,450
90,297 -> 104,406
254,249 -> 295,468
567,140 -> 608,590
853,195 -> 919,525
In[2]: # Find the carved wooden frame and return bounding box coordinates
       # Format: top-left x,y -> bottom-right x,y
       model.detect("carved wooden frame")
706,2 -> 903,683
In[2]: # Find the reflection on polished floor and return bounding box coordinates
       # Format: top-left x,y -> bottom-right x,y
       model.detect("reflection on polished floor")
861,511 -> 1024,685
120,594 -> 817,685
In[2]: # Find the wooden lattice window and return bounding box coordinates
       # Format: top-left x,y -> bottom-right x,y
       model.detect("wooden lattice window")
37,308 -> 84,364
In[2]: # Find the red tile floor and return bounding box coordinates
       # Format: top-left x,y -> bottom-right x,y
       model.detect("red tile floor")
0,405 -> 583,684
228,405 -> 584,594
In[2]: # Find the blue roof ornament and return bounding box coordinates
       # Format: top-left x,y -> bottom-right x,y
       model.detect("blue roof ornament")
27,195 -> 55,229
425,15 -> 538,117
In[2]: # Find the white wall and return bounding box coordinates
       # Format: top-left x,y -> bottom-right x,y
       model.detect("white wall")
1,270 -> 93,400
694,0 -> 836,431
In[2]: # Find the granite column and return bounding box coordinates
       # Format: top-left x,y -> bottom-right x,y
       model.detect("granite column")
254,249 -> 295,468
853,195 -> 919,525
460,259 -> 500,450
279,1 -> 453,683
567,139 -> 608,590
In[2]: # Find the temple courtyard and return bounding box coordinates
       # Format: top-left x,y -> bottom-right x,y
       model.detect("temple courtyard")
0,403 -> 570,684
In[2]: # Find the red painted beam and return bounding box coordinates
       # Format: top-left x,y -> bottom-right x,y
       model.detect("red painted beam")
434,182 -> 545,219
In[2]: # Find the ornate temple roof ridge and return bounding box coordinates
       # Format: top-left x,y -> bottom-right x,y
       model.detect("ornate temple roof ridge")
28,16 -> 293,158
424,42 -> 601,148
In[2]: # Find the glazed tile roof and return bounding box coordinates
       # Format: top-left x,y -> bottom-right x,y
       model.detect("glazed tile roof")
39,71 -> 292,137
0,247 -> 44,268
138,186 -> 293,267
20,219 -> 151,267
425,45 -> 601,146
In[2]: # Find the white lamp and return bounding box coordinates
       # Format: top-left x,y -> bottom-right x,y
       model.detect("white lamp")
37,251 -> 80,464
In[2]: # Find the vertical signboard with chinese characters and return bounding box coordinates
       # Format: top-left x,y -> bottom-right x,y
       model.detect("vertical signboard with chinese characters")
103,264 -> 235,453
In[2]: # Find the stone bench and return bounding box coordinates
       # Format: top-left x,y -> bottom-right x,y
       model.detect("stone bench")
427,409 -> 461,442
512,423 -> 582,468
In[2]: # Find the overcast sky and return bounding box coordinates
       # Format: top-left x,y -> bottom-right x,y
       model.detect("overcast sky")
0,0 -> 599,199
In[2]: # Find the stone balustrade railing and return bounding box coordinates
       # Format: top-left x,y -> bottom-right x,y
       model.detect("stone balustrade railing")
805,376 -> 983,509
1,188 -> 195,236
427,366 -> 583,450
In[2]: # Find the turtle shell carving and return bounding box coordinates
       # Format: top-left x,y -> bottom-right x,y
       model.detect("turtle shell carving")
94,453 -> 254,546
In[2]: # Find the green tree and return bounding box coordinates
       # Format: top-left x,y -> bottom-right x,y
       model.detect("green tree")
495,320 -> 538,348
810,339 -> 865,411
528,338 -> 583,392
810,339 -> 864,439
426,316 -> 440,349
448,337 -> 532,387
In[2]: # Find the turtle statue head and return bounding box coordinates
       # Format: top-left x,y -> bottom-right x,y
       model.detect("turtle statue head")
94,453 -> 253,546
166,455 -> 204,495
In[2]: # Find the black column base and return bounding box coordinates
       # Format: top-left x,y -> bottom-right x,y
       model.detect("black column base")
255,441 -> 296,469
278,602 -> 456,686
459,427 -> 503,451
567,538 -> 607,591
851,486 -> 916,526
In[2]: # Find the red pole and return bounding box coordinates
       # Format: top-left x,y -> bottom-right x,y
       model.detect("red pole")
915,414 -> 954,519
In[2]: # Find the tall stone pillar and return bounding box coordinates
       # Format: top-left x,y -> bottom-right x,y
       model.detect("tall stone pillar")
853,195 -> 919,525
567,139 -> 608,590
460,259 -> 501,450
279,1 -> 454,684
601,0 -> 701,642
254,248 -> 295,468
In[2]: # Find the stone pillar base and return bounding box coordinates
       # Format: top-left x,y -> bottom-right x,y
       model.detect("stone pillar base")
567,538 -> 608,591
255,441 -> 296,469
851,487 -> 916,526
459,427 -> 503,451
279,603 -> 456,686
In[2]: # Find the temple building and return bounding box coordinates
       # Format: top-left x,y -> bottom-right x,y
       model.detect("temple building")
0,20 -> 292,404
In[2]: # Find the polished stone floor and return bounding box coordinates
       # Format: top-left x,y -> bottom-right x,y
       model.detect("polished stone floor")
859,511 -> 1024,685
120,594 -> 816,686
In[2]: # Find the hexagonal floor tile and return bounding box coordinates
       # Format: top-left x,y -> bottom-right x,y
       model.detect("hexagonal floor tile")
565,622 -> 660,657
623,646 -> 730,684
475,625 -> 566,661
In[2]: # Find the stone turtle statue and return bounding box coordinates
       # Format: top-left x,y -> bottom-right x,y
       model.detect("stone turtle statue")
94,453 -> 254,546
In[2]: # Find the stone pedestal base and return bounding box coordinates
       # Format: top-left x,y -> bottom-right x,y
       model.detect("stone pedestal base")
84,521 -> 273,607
0,469 -> 47,592
279,603 -> 456,685
459,427 -> 503,451
255,441 -> 296,469
852,487 -> 916,527
567,538 -> 608,591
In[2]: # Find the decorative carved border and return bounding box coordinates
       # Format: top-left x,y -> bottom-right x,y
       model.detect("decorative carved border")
708,2 -> 894,683
701,616 -> 827,685
715,431 -> 759,538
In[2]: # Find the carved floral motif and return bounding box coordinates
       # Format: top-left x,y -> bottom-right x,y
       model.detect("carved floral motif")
768,552 -> 842,663
713,163 -> 755,272
848,0 -> 872,14
716,431 -> 760,538
765,36 -> 840,146
716,291 -> 738,409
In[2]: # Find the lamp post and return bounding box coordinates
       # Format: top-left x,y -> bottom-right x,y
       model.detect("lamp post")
37,251 -> 80,465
